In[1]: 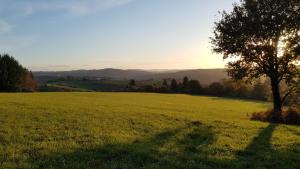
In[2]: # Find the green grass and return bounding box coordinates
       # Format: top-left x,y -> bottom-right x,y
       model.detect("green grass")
0,92 -> 299,169
44,84 -> 93,92
46,79 -> 128,91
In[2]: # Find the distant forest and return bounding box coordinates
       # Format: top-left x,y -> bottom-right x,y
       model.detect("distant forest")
126,77 -> 271,101
38,74 -> 299,106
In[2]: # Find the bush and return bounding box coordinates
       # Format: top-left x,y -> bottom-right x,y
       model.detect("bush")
250,108 -> 300,125
282,108 -> 300,125
250,110 -> 271,122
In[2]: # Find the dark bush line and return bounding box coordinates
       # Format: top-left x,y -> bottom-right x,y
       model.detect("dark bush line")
251,108 -> 300,126
126,77 -> 271,102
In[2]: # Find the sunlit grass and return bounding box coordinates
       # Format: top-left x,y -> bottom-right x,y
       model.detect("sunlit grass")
0,92 -> 299,169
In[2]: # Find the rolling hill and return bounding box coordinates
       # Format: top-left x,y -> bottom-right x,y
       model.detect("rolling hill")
34,68 -> 228,85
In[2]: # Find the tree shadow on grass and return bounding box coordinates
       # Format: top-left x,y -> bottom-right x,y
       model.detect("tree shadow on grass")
233,124 -> 279,168
29,123 -> 300,169
224,124 -> 300,169
30,121 -> 216,169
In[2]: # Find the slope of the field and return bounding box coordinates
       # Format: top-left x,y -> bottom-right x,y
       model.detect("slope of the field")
0,93 -> 299,169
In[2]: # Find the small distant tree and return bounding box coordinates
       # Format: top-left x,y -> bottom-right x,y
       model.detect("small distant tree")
157,85 -> 169,93
222,79 -> 236,97
170,79 -> 178,92
157,79 -> 169,93
287,83 -> 300,109
129,79 -> 136,87
208,82 -> 224,96
19,71 -> 38,91
127,79 -> 137,91
187,80 -> 202,94
211,0 -> 300,121
143,85 -> 154,92
252,80 -> 269,101
162,79 -> 168,86
0,54 -> 26,91
183,76 -> 189,88
236,83 -> 251,98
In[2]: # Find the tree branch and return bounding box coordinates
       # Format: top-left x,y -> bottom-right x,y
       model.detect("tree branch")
281,85 -> 296,104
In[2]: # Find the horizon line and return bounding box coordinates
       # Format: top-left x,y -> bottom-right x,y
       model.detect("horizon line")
32,67 -> 226,72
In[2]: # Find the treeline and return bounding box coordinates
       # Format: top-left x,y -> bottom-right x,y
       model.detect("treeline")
127,77 -> 271,101
0,54 -> 37,92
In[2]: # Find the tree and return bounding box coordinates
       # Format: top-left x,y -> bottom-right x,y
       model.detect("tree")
170,79 -> 178,92
222,79 -> 237,97
252,80 -> 269,101
143,85 -> 154,92
129,79 -> 136,87
288,83 -> 300,109
0,54 -> 37,92
208,82 -> 224,96
236,83 -> 251,98
183,76 -> 189,88
19,71 -> 38,91
0,54 -> 26,91
211,0 -> 300,121
162,79 -> 168,86
187,80 -> 202,94
127,79 -> 136,91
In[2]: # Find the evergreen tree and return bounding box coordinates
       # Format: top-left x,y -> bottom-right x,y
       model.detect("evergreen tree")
0,54 -> 37,92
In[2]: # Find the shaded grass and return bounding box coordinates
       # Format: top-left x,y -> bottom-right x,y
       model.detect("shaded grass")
34,121 -> 215,169
0,92 -> 299,169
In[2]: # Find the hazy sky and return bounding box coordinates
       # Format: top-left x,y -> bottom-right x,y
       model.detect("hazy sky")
0,0 -> 236,71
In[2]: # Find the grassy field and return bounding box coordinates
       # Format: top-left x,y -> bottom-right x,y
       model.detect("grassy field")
41,79 -> 129,92
0,93 -> 299,169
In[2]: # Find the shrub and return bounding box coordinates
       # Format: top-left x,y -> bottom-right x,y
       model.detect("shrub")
250,108 -> 300,125
282,108 -> 300,125
250,110 -> 272,122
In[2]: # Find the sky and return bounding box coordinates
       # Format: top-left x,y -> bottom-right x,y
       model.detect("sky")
0,0 -> 236,71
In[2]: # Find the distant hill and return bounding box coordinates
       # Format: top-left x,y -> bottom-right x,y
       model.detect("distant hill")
34,68 -> 228,85
151,69 -> 228,85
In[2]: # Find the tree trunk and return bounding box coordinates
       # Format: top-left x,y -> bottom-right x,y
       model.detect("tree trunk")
270,79 -> 283,122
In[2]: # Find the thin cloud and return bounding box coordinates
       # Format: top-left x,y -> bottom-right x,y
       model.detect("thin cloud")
29,64 -> 94,71
0,20 -> 12,33
0,36 -> 37,51
0,0 -> 134,16
71,0 -> 134,15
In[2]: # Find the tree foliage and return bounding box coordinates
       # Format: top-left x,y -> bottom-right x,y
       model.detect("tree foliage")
211,0 -> 300,120
183,77 -> 189,88
187,80 -> 202,94
20,71 -> 38,92
0,54 -> 37,92
170,79 -> 178,92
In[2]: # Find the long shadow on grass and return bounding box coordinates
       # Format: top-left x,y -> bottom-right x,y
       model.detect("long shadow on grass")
233,124 -> 278,168
30,121 -> 216,169
222,124 -> 300,169
29,123 -> 300,169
